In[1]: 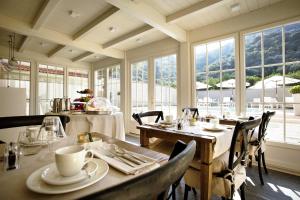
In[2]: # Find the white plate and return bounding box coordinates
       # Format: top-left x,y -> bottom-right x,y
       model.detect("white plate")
159,121 -> 173,125
26,158 -> 109,194
41,160 -> 98,186
203,126 -> 225,132
20,141 -> 48,147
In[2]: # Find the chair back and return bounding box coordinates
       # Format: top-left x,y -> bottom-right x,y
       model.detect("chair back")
132,111 -> 164,125
80,140 -> 196,200
258,111 -> 275,141
228,118 -> 261,170
0,115 -> 70,130
181,107 -> 199,118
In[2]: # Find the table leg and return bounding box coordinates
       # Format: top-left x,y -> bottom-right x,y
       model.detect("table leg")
200,142 -> 213,200
140,129 -> 149,147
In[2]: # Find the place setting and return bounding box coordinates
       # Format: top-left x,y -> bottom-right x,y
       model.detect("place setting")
86,140 -> 161,175
26,144 -> 109,194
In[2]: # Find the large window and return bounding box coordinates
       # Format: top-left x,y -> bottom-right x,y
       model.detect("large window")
244,21 -> 300,143
154,54 -> 177,117
107,65 -> 120,108
94,68 -> 105,98
131,60 -> 148,114
0,59 -> 31,114
194,38 -> 236,117
38,64 -> 64,114
94,65 -> 120,108
68,69 -> 89,101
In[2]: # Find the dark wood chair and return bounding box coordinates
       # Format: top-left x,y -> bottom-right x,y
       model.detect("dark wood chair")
248,111 -> 275,185
181,107 -> 199,118
184,118 -> 261,200
79,140 -> 196,200
132,111 -> 164,125
0,115 -> 70,130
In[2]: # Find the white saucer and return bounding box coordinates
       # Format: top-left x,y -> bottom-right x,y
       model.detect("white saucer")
26,158 -> 109,194
203,125 -> 225,132
41,160 -> 98,186
159,121 -> 173,125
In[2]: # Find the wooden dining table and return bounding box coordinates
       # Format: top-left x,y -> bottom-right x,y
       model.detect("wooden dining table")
0,133 -> 168,200
138,122 -> 235,200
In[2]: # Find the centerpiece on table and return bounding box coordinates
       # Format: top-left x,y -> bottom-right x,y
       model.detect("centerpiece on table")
71,89 -> 94,113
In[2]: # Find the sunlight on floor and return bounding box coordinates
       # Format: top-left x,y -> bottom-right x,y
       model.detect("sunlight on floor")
267,182 -> 279,192
278,185 -> 300,200
246,176 -> 256,186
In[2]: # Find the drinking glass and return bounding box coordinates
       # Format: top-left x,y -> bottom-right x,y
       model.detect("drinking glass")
37,116 -> 66,159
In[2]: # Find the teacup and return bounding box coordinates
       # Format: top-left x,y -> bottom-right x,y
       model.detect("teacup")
210,118 -> 219,128
165,115 -> 173,123
55,145 -> 94,177
26,127 -> 39,142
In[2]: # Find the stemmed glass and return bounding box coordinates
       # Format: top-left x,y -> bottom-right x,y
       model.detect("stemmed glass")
37,116 -> 66,159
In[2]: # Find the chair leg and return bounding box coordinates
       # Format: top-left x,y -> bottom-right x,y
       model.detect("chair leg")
240,182 -> 246,200
184,184 -> 190,200
262,152 -> 268,174
192,187 -> 197,195
257,150 -> 264,185
171,185 -> 176,200
248,155 -> 253,167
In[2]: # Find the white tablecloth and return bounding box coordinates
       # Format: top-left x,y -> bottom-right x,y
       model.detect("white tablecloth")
168,123 -> 233,159
65,112 -> 125,141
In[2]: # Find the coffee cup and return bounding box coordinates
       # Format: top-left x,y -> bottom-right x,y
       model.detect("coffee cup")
210,118 -> 219,128
55,145 -> 94,177
165,115 -> 173,123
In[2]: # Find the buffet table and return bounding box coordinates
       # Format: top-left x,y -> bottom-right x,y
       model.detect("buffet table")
47,112 -> 125,141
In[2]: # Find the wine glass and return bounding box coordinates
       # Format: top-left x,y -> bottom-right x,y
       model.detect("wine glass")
37,116 -> 66,159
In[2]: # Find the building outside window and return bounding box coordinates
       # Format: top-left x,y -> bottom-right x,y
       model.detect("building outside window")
38,64 -> 64,114
0,59 -> 31,115
194,38 -> 236,117
243,21 -> 300,143
68,69 -> 89,101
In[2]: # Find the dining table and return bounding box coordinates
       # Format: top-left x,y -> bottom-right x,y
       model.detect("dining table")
138,121 -> 235,200
0,133 -> 168,200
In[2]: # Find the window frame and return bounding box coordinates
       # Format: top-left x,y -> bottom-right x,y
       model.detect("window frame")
241,20 -> 300,143
191,33 -> 241,115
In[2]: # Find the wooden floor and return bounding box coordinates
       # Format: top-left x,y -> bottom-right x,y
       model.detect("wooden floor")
126,134 -> 300,200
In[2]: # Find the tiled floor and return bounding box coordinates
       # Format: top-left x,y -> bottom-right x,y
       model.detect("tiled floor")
126,134 -> 300,200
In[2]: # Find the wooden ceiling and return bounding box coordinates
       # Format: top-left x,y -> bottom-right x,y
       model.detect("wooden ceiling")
0,0 -> 283,64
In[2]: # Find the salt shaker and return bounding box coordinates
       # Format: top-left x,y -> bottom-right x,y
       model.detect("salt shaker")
3,142 -> 20,171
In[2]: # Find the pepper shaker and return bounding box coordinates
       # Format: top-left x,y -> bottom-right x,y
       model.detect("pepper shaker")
3,142 -> 20,171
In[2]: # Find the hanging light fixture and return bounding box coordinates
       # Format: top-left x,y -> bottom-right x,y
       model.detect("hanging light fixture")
0,33 -> 18,72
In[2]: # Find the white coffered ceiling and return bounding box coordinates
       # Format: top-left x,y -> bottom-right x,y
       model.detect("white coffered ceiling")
0,0 -> 285,64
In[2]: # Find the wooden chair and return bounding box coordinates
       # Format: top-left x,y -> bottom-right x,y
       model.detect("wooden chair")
79,140 -> 196,200
184,118 -> 261,200
132,111 -> 164,125
248,111 -> 275,185
0,115 -> 70,130
181,107 -> 199,118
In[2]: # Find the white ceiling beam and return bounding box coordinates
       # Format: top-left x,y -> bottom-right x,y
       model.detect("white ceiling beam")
73,6 -> 119,40
32,0 -> 61,30
106,0 -> 187,42
72,52 -> 94,62
0,14 -> 124,59
166,0 -> 223,23
48,45 -> 66,58
18,36 -> 31,52
103,25 -> 153,48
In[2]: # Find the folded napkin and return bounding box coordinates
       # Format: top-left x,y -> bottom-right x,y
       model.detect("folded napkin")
84,141 -> 160,175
